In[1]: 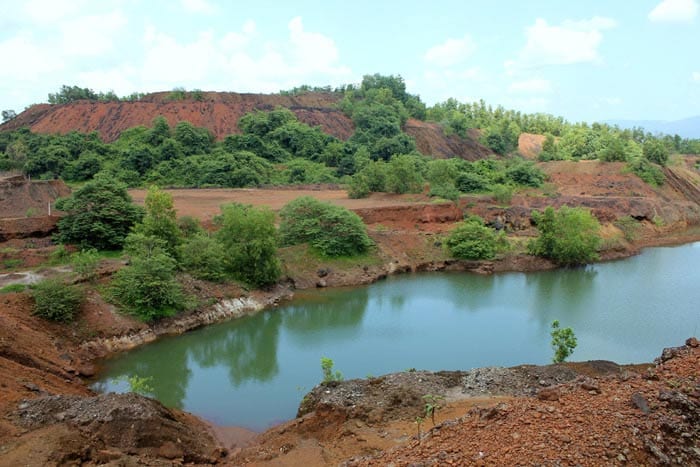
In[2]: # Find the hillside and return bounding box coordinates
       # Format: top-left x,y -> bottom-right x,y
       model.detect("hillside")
0,92 -> 492,160
605,115 -> 700,139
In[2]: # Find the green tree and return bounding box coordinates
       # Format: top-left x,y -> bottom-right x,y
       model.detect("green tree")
321,357 -> 343,383
528,206 -> 601,266
55,176 -> 144,250
385,154 -> 424,194
445,216 -> 506,260
215,203 -> 281,287
279,197 -> 373,257
134,186 -> 181,256
32,278 -> 84,322
550,320 -> 577,363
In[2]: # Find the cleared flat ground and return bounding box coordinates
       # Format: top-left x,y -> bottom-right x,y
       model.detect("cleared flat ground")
128,188 -> 430,220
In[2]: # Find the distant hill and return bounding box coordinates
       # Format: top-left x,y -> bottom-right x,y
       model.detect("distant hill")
0,91 -> 492,161
604,116 -> 700,139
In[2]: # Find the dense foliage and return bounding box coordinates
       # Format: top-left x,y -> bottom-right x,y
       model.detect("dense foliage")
279,197 -> 373,257
32,278 -> 84,322
55,176 -> 144,250
215,203 -> 281,287
550,320 -> 577,363
110,234 -> 185,321
528,206 -> 601,266
445,216 -> 506,260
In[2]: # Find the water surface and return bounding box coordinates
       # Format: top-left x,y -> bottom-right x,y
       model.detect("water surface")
94,243 -> 700,430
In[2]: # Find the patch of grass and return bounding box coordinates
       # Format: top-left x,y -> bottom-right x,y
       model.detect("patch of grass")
0,283 -> 27,293
2,259 -> 22,269
279,243 -> 382,279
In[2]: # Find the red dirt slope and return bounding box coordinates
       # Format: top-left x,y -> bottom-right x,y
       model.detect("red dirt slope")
0,92 -> 492,159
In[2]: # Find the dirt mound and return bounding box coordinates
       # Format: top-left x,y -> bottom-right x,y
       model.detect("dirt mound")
11,393 -> 218,464
518,132 -> 546,159
0,92 -> 489,159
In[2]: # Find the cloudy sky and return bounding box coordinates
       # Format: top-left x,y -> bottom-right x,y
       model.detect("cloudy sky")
1,0 -> 699,122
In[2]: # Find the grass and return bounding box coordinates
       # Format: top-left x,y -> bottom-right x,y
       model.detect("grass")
0,283 -> 27,293
279,243 -> 382,278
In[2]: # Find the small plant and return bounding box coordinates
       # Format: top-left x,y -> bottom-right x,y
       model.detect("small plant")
31,278 -> 84,322
2,258 -> 22,269
551,320 -> 577,363
415,416 -> 424,440
423,394 -> 445,426
113,374 -> 154,396
320,356 -> 343,383
652,214 -> 665,227
25,207 -> 38,218
49,244 -> 71,265
71,248 -> 100,282
0,283 -> 26,293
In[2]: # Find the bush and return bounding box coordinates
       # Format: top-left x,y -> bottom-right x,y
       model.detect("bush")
643,139 -> 669,166
429,184 -> 460,202
279,197 -> 373,257
1,283 -> 27,293
215,203 -> 281,287
505,161 -> 546,187
456,172 -> 489,193
628,157 -> 665,186
179,234 -> 226,282
492,184 -> 514,204
445,216 -> 506,260
110,249 -> 185,322
32,278 -> 84,322
528,206 -> 601,266
385,154 -> 424,194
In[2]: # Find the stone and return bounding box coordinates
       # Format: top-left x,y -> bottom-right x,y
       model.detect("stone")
631,392 -> 650,414
158,441 -> 184,459
686,337 -> 699,347
537,387 -> 560,401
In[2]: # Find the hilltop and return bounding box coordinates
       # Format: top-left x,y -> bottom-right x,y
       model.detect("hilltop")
0,91 -> 492,161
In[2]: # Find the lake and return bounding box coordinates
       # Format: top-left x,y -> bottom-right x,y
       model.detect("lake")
94,242 -> 700,431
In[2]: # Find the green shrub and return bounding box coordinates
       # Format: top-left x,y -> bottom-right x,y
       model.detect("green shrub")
179,234 -> 226,282
505,161 -> 546,187
456,172 -> 489,193
348,174 -> 371,199
110,249 -> 185,321
614,215 -> 641,242
492,184 -> 514,204
445,216 -> 505,260
429,184 -> 460,202
321,357 -> 343,383
528,206 -> 601,266
279,197 -> 373,257
627,158 -> 665,186
32,278 -> 84,322
177,216 -> 204,239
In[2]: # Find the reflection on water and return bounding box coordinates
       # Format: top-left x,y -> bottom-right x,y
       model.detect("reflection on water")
95,243 -> 700,430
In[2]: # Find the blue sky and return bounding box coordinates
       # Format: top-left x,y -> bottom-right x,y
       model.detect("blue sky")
1,0 -> 699,123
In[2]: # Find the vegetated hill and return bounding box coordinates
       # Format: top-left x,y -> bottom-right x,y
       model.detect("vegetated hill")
0,92 -> 492,160
605,115 -> 700,139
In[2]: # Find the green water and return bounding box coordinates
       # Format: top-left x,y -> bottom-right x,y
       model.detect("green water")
94,243 -> 700,431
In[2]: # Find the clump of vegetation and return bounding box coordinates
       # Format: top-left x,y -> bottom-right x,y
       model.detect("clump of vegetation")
627,157 -> 665,186
110,234 -> 185,321
528,206 -> 601,266
445,216 -> 507,260
321,357 -> 343,383
279,197 -> 373,257
55,175 -> 144,250
178,233 -> 226,282
215,203 -> 280,287
551,320 -> 577,363
71,248 -> 100,282
31,278 -> 84,322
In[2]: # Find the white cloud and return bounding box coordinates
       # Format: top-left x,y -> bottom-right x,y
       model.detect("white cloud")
181,0 -> 216,14
22,0 -> 88,24
424,35 -> 476,67
124,17 -> 351,94
648,0 -> 698,22
693,71 -> 700,81
507,17 -> 617,70
508,79 -> 552,94
60,11 -> 127,56
0,32 -> 64,79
